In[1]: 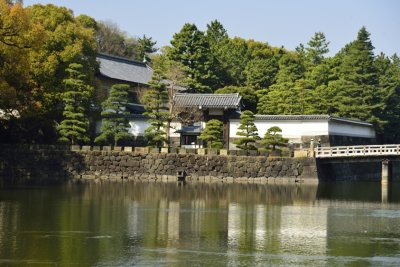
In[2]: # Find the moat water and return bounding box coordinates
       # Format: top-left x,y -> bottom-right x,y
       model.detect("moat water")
0,181 -> 400,266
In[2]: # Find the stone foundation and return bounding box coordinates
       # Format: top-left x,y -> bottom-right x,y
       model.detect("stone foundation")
0,145 -> 318,185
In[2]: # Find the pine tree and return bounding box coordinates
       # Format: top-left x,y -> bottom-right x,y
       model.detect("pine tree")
199,119 -> 224,149
168,23 -> 219,93
95,84 -> 131,146
137,34 -> 157,61
215,86 -> 257,112
375,53 -> 400,142
260,126 -> 288,151
306,32 -> 330,66
57,63 -> 92,145
328,27 -> 382,128
233,110 -> 260,151
142,68 -> 170,147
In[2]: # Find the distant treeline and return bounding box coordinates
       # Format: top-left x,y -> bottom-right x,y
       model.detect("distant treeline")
1,1 -> 399,144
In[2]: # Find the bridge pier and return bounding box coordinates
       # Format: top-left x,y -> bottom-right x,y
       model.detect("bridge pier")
381,159 -> 391,203
381,159 -> 391,185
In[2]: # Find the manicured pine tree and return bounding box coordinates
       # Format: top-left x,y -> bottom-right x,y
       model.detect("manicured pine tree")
199,119 -> 224,149
95,84 -> 131,146
142,68 -> 170,147
233,110 -> 260,151
260,126 -> 288,151
57,63 -> 92,145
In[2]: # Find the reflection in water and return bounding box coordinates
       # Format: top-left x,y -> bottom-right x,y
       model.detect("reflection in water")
0,181 -> 400,266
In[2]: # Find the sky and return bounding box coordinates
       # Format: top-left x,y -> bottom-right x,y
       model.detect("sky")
24,0 -> 400,56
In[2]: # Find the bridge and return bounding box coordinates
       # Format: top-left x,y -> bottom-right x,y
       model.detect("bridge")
315,144 -> 400,158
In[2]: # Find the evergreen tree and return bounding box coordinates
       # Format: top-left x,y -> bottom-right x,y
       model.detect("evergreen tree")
375,53 -> 400,142
260,126 -> 288,151
257,52 -> 305,114
199,119 -> 224,149
95,84 -> 131,146
206,20 -> 228,50
328,27 -> 383,128
215,86 -> 257,112
233,110 -> 259,151
137,34 -> 157,61
168,23 -> 219,93
213,37 -> 250,86
306,32 -> 330,66
57,63 -> 92,145
142,68 -> 169,147
244,57 -> 279,89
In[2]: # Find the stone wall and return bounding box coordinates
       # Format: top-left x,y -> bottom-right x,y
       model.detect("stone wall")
0,145 -> 318,184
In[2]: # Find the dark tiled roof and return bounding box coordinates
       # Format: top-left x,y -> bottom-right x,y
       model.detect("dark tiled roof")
97,53 -> 153,85
250,114 -> 372,126
174,93 -> 242,109
175,125 -> 202,135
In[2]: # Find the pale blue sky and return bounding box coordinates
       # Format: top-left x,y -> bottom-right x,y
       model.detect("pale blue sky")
24,0 -> 400,56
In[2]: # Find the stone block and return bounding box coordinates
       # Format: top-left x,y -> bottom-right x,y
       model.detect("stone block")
197,148 -> 206,155
135,147 -> 149,154
123,146 -> 133,152
150,147 -> 160,153
71,145 -> 80,151
161,147 -> 169,153
219,149 -> 228,156
179,148 -> 187,154
293,150 -> 306,158
208,149 -> 218,155
92,146 -> 101,151
102,146 -> 112,151
81,146 -> 91,151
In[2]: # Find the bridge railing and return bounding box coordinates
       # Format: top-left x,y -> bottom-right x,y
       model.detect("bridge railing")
315,144 -> 400,158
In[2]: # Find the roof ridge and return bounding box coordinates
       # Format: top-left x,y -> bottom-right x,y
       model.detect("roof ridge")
97,53 -> 149,67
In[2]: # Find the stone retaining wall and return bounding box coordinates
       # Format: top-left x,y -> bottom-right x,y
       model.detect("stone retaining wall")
0,145 -> 318,184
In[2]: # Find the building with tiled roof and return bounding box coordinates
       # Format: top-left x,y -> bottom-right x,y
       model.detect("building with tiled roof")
97,53 -> 153,85
174,93 -> 242,109
93,53 -> 375,149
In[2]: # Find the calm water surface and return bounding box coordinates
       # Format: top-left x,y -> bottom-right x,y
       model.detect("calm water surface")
1,181 -> 400,266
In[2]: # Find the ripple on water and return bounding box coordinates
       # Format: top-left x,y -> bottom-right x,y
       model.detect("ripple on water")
370,209 -> 400,218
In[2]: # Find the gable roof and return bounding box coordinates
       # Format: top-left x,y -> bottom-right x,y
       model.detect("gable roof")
174,93 -> 242,109
97,53 -> 153,85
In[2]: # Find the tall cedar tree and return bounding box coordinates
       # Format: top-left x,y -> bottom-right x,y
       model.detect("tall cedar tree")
257,53 -> 305,114
95,84 -> 131,146
199,119 -> 224,149
142,69 -> 169,147
168,23 -> 219,93
375,53 -> 400,142
260,126 -> 288,151
57,63 -> 92,144
329,27 -> 382,128
233,110 -> 260,151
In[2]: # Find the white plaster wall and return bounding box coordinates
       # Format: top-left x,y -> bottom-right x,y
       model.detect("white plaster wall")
230,120 -> 329,142
128,120 -> 150,136
128,119 -> 183,137
169,121 -> 182,138
328,121 -> 375,138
